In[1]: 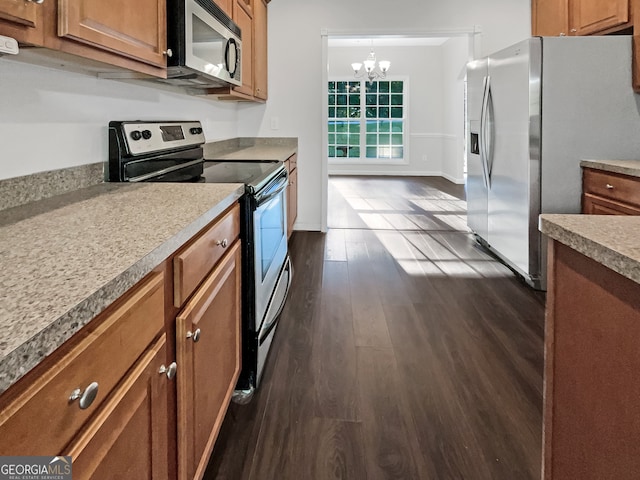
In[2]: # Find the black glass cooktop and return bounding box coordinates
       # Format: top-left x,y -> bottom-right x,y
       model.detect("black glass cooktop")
202,160 -> 284,192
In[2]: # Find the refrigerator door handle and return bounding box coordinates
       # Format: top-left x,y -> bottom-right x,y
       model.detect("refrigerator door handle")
480,75 -> 491,189
486,79 -> 495,183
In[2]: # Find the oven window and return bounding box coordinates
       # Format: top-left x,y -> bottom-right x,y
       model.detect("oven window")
258,194 -> 285,280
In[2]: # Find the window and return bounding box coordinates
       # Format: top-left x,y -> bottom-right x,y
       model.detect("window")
328,80 -> 405,161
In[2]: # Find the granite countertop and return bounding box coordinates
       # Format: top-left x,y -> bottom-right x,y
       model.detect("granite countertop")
204,137 -> 298,162
0,181 -> 244,394
581,159 -> 640,178
539,214 -> 640,285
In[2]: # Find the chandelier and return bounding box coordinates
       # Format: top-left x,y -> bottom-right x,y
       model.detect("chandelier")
351,49 -> 390,82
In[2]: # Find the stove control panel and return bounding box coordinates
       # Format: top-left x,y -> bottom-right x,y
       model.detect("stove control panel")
118,121 -> 205,156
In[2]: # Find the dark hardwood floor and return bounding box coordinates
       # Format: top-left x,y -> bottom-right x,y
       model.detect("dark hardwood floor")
205,176 -> 545,480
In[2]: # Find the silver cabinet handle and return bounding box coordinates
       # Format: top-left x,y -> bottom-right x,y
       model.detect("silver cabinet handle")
216,239 -> 228,248
606,183 -> 614,189
69,382 -> 99,410
186,328 -> 201,342
570,29 -> 577,33
559,32 -> 566,36
27,0 -> 44,4
163,49 -> 173,57
159,362 -> 177,380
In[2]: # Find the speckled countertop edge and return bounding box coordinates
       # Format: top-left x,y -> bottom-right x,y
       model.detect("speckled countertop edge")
539,214 -> 640,284
0,182 -> 244,393
581,159 -> 640,178
204,137 -> 298,161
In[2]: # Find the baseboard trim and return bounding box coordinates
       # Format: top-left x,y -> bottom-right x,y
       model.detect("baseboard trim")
441,172 -> 466,185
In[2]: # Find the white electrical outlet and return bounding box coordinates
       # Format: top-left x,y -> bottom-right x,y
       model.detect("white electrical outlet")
270,117 -> 279,130
0,35 -> 19,56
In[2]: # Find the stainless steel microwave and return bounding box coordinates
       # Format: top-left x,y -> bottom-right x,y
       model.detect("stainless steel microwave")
164,0 -> 242,88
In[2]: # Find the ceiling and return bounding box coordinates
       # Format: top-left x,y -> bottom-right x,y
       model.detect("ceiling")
327,37 -> 450,48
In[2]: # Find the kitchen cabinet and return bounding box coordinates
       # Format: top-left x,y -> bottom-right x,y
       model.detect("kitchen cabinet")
216,0 -> 233,19
285,153 -> 298,239
0,0 -> 166,77
65,334 -> 171,480
253,0 -> 268,100
582,167 -> 640,215
232,0 -> 254,97
543,240 -> 640,479
0,269 -> 165,456
0,0 -> 44,45
532,0 -> 570,36
175,241 -> 242,480
532,0 -> 631,36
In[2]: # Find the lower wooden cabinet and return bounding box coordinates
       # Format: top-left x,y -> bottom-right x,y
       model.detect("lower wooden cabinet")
65,335 -> 171,480
582,167 -> 640,215
544,241 -> 640,479
176,241 -> 242,480
285,153 -> 298,239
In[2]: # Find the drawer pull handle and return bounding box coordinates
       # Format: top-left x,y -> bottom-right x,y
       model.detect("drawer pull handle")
606,183 -> 614,189
69,382 -> 99,409
186,328 -> 201,342
159,362 -> 178,380
216,239 -> 228,248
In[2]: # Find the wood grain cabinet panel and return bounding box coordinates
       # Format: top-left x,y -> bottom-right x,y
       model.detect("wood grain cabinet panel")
285,153 -> 298,239
174,203 -> 240,307
176,241 -> 242,480
232,0 -> 253,97
569,0 -> 629,35
582,167 -> 640,215
57,0 -> 166,67
216,0 -> 233,19
253,0 -> 267,100
0,271 -> 164,456
0,0 -> 44,45
65,335 -> 170,480
544,241 -> 640,480
532,0 -> 570,36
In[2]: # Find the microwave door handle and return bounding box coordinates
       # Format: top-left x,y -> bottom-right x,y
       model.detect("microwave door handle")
225,38 -> 239,78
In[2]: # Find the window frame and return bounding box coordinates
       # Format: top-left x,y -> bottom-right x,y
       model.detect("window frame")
328,76 -> 410,166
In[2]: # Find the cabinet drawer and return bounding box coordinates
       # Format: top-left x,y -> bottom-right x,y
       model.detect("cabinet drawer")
174,203 -> 240,307
583,168 -> 640,208
0,271 -> 165,455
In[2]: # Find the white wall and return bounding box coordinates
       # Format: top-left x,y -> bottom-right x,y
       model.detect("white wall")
0,59 -> 238,181
441,36 -> 472,184
238,0 -> 532,231
326,45 -> 445,176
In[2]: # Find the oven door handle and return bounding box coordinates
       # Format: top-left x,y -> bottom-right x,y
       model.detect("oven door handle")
258,256 -> 293,345
255,173 -> 288,207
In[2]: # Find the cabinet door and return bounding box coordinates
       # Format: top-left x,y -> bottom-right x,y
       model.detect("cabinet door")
570,0 -> 629,35
0,0 -> 44,45
66,335 -> 170,480
57,0 -> 166,67
253,0 -> 267,100
287,167 -> 297,238
582,193 -> 640,215
176,242 -> 242,480
216,0 -> 233,19
233,0 -> 253,96
532,0 -> 569,36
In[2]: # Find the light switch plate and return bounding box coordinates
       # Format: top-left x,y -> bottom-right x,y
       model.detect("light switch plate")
0,35 -> 19,56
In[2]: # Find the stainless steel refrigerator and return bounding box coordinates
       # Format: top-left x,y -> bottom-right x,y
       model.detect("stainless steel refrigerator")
466,36 -> 640,290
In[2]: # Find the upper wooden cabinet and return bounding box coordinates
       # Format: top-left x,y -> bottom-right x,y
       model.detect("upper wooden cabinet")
570,0 -> 630,35
0,0 -> 167,77
216,0 -> 233,19
532,0 -> 631,36
533,0 -> 570,36
57,0 -> 166,67
253,0 -> 268,100
0,0 -> 44,45
232,0 -> 254,97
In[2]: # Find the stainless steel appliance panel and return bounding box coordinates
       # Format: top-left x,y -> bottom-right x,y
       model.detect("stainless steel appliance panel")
486,39 -> 539,279
465,58 -> 489,242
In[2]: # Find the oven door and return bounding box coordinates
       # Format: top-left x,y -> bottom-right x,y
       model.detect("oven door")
253,169 -> 289,334
185,0 -> 241,86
